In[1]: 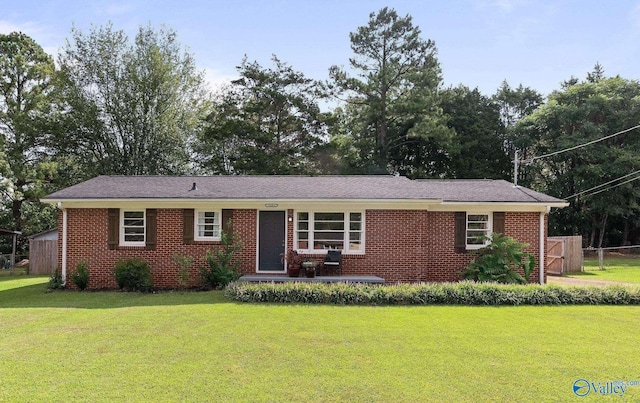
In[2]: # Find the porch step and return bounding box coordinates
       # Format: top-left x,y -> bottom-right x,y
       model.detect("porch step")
238,275 -> 385,284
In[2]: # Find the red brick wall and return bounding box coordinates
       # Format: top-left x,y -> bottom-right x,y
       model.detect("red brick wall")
425,211 -> 545,282
59,208 -> 257,289
59,208 -> 547,288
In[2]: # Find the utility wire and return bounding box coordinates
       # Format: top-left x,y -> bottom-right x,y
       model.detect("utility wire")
516,124 -> 640,200
571,174 -> 640,199
566,169 -> 640,199
524,124 -> 640,163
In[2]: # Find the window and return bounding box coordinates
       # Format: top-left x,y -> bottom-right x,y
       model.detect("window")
295,212 -> 364,253
195,210 -> 221,240
121,210 -> 145,246
466,213 -> 491,249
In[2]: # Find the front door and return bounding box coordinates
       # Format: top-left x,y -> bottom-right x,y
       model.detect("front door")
258,211 -> 286,272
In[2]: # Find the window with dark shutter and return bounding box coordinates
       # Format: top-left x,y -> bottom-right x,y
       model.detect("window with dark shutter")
183,209 -> 194,244
146,209 -> 157,250
493,212 -> 505,235
454,212 -> 466,253
108,208 -> 119,250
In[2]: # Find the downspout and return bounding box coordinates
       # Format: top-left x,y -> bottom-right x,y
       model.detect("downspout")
539,208 -> 549,285
61,206 -> 68,284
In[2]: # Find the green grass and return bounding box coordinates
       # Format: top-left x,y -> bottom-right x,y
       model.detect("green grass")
0,266 -> 29,277
572,256 -> 640,284
1,276 -> 640,401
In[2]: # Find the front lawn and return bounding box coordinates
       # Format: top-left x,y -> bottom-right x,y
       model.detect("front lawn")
572,256 -> 640,284
0,266 -> 29,277
1,276 -> 639,401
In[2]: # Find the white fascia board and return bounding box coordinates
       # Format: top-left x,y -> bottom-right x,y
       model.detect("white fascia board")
432,201 -> 569,212
43,198 -> 444,211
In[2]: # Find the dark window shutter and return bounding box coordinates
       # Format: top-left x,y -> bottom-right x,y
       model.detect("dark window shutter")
493,212 -> 505,235
146,209 -> 157,250
454,212 -> 466,253
222,209 -> 233,235
108,208 -> 119,250
183,209 -> 194,244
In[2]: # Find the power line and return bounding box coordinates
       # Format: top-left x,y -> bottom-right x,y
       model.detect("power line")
566,169 -> 640,199
524,124 -> 640,163
513,123 -> 640,198
577,174 -> 640,199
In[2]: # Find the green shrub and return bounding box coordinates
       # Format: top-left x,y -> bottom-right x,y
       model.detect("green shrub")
199,228 -> 242,289
48,269 -> 64,290
172,254 -> 194,290
114,258 -> 153,292
224,281 -> 640,306
70,261 -> 90,291
462,233 -> 536,284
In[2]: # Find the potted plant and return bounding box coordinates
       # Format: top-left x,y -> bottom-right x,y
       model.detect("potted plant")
285,250 -> 303,277
302,259 -> 317,278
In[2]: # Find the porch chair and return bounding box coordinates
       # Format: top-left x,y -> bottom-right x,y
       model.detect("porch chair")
322,250 -> 343,276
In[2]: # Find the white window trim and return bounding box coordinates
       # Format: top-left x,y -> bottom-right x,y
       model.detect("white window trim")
194,209 -> 222,241
120,210 -> 146,247
294,211 -> 365,255
466,212 -> 492,250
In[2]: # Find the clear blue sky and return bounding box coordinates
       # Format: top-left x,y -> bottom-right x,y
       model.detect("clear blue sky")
2,0 -> 639,96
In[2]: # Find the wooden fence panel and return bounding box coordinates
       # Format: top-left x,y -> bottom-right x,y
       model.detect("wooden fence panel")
546,239 -> 564,275
563,236 -> 584,273
547,236 -> 583,274
29,239 -> 58,275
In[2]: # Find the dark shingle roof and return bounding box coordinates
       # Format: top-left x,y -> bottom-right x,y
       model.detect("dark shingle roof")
42,175 -> 566,204
414,179 -> 564,203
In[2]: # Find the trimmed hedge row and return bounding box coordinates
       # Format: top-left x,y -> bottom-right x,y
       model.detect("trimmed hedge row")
224,281 -> 640,306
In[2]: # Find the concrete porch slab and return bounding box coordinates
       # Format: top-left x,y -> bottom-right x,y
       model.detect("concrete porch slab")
238,275 -> 385,284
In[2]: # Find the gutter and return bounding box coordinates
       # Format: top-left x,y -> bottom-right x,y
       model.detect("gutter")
40,197 -> 444,204
61,206 -> 68,284
539,208 -> 549,284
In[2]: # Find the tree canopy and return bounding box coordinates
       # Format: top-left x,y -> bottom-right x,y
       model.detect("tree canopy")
516,68 -> 640,246
329,7 -> 453,175
0,32 -> 60,238
3,10 -> 640,250
57,23 -> 209,176
197,56 -> 328,174
440,85 -> 510,180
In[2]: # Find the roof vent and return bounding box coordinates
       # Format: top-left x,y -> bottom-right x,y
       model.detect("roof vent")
190,182 -> 197,191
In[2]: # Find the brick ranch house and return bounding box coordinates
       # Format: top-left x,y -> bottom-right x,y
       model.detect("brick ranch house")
42,175 -> 567,289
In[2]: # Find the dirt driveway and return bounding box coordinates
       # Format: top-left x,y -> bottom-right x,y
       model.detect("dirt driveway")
546,276 -> 638,287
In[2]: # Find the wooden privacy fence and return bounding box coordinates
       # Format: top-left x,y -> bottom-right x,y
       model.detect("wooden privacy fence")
546,236 -> 583,275
28,239 -> 58,275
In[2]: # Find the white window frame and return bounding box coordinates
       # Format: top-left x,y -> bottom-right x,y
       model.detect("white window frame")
294,211 -> 365,254
194,209 -> 222,241
120,210 -> 146,247
466,212 -> 492,250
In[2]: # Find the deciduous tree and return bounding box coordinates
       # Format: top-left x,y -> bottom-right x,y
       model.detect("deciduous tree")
440,86 -> 510,179
0,32 -> 61,237
57,23 -> 209,176
517,66 -> 640,246
493,81 -> 543,185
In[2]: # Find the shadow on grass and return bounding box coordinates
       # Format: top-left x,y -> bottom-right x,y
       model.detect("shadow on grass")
570,271 -> 599,277
0,277 -> 229,310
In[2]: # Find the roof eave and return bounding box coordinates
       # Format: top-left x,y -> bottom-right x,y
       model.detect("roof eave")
441,201 -> 569,208
42,197 -> 444,204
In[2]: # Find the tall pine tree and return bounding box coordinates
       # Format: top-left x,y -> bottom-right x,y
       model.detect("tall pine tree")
329,7 -> 453,176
